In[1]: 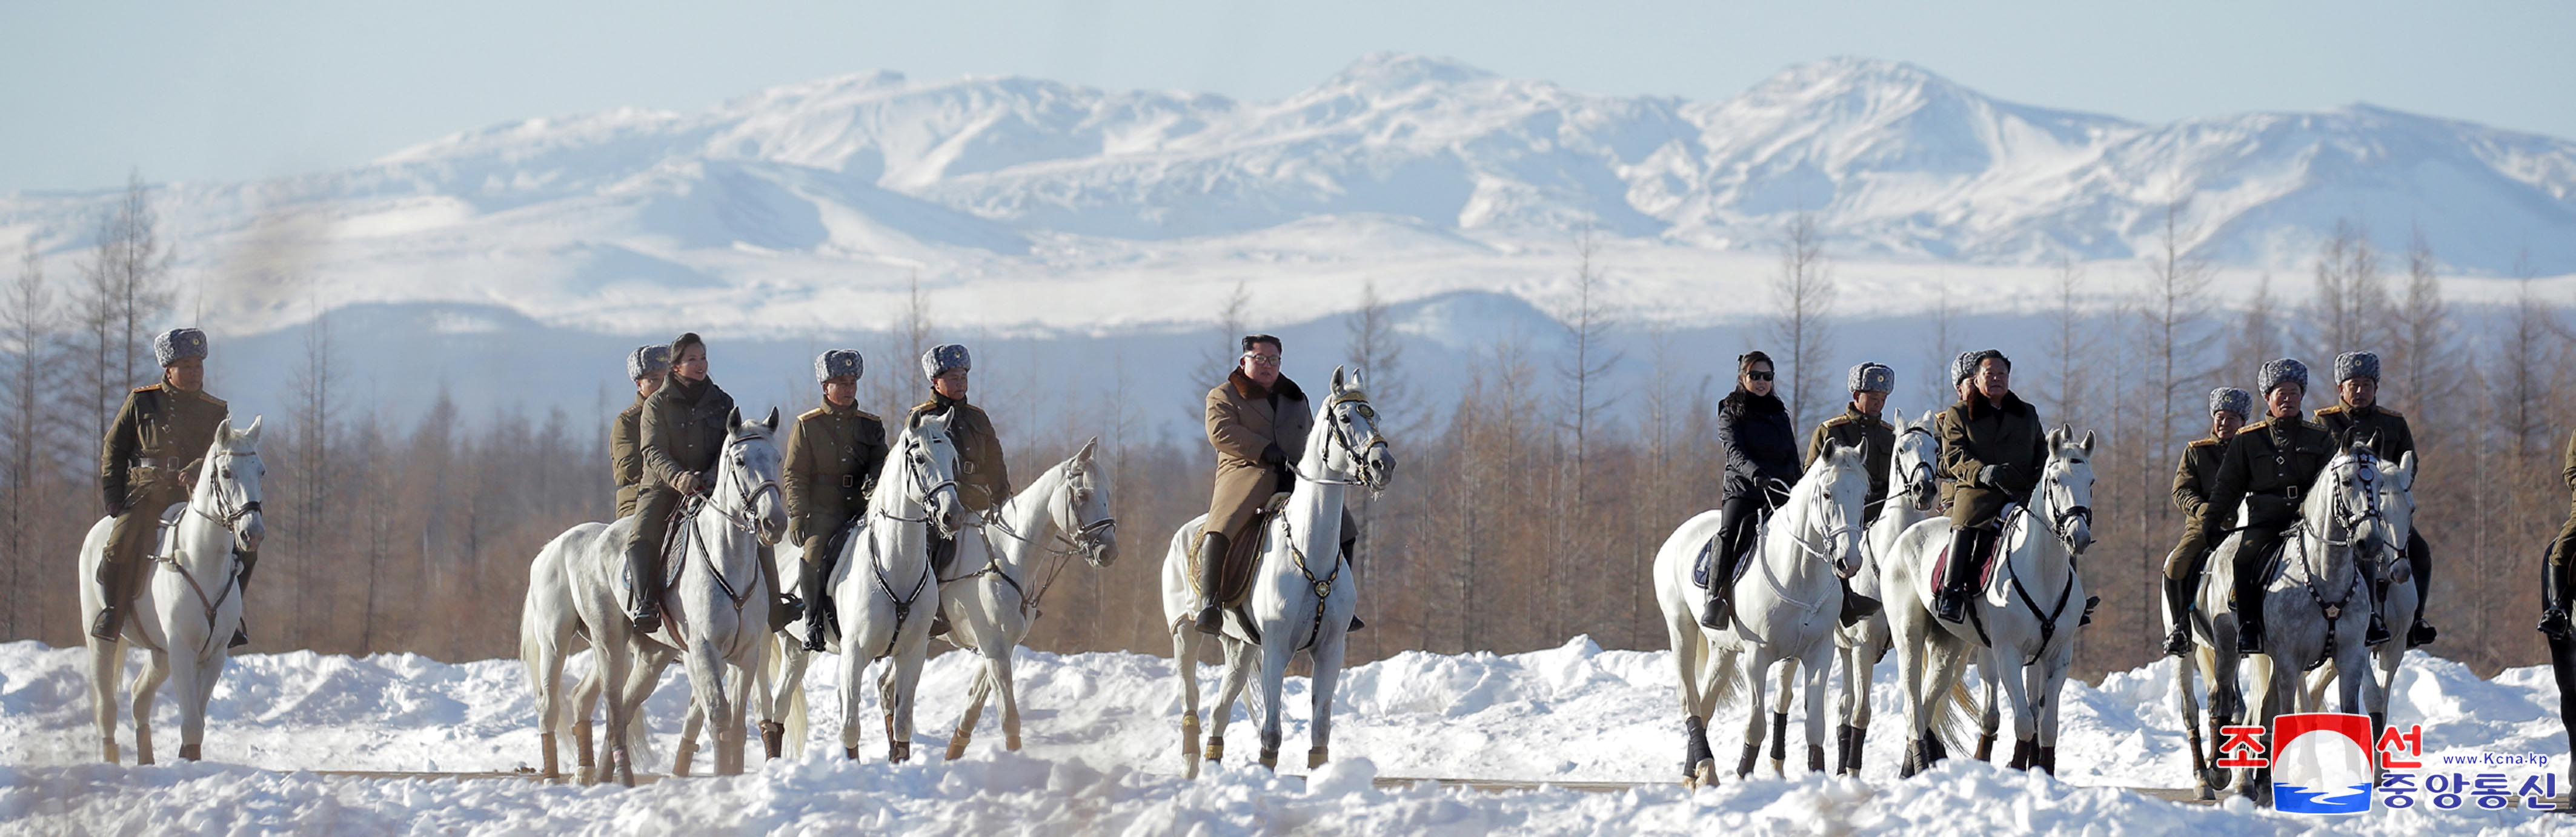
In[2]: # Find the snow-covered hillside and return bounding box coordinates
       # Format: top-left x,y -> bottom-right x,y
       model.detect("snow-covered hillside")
1,639 -> 2568,833
3,54 -> 2572,339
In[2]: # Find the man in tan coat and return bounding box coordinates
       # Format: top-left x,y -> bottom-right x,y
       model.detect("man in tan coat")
788,349 -> 888,650
612,344 -> 669,519
1933,349 -> 2048,623
95,328 -> 245,645
1195,335 -> 1359,634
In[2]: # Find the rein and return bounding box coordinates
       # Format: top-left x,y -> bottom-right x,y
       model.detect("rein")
957,477 -> 1117,619
157,448 -> 259,657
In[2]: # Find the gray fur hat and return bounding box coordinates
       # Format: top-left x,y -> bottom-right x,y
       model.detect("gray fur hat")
1848,362 -> 1894,395
815,348 -> 863,384
2208,387 -> 2253,418
2335,351 -> 2380,383
921,343 -> 971,381
1952,351 -> 1980,385
153,328 -> 208,368
626,344 -> 670,382
2258,358 -> 2309,396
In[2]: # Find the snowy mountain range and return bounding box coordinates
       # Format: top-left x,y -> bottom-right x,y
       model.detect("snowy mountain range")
4,53 -> 2574,341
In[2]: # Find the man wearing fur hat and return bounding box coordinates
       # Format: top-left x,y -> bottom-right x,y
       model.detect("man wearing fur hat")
612,344 -> 670,519
2162,387 -> 2252,656
909,344 -> 1011,581
95,328 -> 251,645
2204,359 -> 2335,653
787,349 -> 887,651
2315,350 -> 2434,647
1810,362 -> 1897,527
1933,349 -> 2048,624
1195,334 -> 1363,635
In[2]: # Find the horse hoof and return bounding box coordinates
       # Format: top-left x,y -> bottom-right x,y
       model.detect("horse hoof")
178,744 -> 200,762
1204,740 -> 1225,763
1974,732 -> 1997,762
889,742 -> 911,764
1308,746 -> 1329,769
1006,734 -> 1021,752
946,738 -> 971,761
1684,761 -> 1719,789
1258,747 -> 1279,770
845,746 -> 860,761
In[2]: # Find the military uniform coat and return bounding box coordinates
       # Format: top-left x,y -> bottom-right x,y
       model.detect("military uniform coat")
640,376 -> 737,490
1203,370 -> 1311,543
100,384 -> 230,580
1807,405 -> 1894,525
2204,413 -> 2334,538
2317,402 -> 2414,464
2552,428 -> 2576,569
612,395 -> 648,519
785,400 -> 888,547
908,395 -> 1011,514
2171,436 -> 2228,538
1937,392 -> 2047,530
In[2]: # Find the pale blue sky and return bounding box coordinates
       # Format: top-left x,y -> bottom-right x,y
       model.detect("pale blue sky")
2,1 -> 2569,193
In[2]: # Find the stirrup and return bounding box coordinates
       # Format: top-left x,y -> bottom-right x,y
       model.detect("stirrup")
2365,615 -> 2392,647
2162,626 -> 2191,657
2541,608 -> 2574,642
2406,619 -> 2437,647
1934,586 -> 1969,623
88,607 -> 121,642
629,602 -> 662,635
228,625 -> 249,649
1347,615 -> 1366,632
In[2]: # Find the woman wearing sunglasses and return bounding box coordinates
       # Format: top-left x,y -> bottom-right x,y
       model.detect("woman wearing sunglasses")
1702,351 -> 1804,629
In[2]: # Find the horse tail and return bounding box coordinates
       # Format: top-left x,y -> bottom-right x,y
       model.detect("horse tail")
1936,677 -> 1982,750
774,636 -> 811,759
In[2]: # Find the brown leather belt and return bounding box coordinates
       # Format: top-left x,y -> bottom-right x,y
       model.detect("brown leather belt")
838,474 -> 860,489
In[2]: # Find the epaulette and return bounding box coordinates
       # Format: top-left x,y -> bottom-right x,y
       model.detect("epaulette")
1875,418 -> 1894,430
799,407 -> 829,422
854,410 -> 881,422
131,384 -> 162,394
1822,415 -> 1853,427
2189,438 -> 2220,449
2302,419 -> 2328,432
2374,406 -> 2405,419
2242,419 -> 2272,433
201,393 -> 227,408
2316,404 -> 2348,417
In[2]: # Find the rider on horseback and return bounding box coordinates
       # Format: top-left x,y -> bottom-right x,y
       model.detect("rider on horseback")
1700,352 -> 1802,629
1934,351 -> 1979,512
612,345 -> 670,520
786,349 -> 889,652
1810,363 -> 1896,527
2203,358 -> 2334,654
1193,335 -> 1363,635
1933,350 -> 2047,624
93,328 -> 253,647
2544,427 -> 2576,641
625,333 -> 792,634
2163,387 -> 2251,656
2315,351 -> 2435,647
909,344 -> 1009,578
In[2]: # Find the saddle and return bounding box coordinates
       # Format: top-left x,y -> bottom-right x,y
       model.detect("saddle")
1931,507 -> 2026,604
620,497 -> 702,596
1192,493 -> 1291,610
1690,518 -> 1765,590
806,517 -> 865,634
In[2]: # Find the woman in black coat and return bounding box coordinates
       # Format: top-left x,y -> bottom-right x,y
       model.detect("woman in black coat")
1703,351 -> 1805,628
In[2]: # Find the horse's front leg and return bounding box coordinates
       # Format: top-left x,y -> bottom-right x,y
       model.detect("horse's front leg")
182,651 -> 227,762
1891,602 -> 1932,778
1172,624 -> 1203,778
1801,644 -> 1833,775
88,637 -> 125,764
1209,639 -> 1258,767
949,662 -> 995,761
725,656 -> 758,775
2034,648 -> 2072,775
1307,630 -> 1347,769
1736,652 -> 1769,779
1997,656 -> 2036,770
1256,638 -> 1291,770
2174,648 -> 2211,799
838,641 -> 869,761
131,649 -> 169,765
994,645 -> 1024,753
1768,657 -> 1796,775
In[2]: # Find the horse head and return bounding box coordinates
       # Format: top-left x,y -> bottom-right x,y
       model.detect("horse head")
1324,365 -> 1396,493
1058,438 -> 1120,567
1809,437 -> 1871,578
2040,425 -> 2097,557
2317,442 -> 2395,572
903,411 -> 967,538
720,407 -> 788,546
198,416 -> 268,554
1890,408 -> 1940,512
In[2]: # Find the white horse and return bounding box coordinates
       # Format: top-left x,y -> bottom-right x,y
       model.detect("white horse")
566,407 -> 787,785
2164,518 -> 2251,801
81,416 -> 267,764
2238,444 -> 2393,807
1824,410 -> 1939,776
1162,366 -> 1392,778
1655,439 -> 1870,785
2305,450 -> 2418,728
932,439 -> 1120,759
520,521 -> 680,782
1887,426 -> 2094,778
832,412 -> 964,762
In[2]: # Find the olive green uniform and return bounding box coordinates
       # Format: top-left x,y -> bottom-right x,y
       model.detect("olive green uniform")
2204,413 -> 2334,644
1807,405 -> 1895,526
2164,436 -> 2228,581
96,384 -> 240,633
625,375 -> 736,621
785,400 -> 888,581
612,394 -> 648,519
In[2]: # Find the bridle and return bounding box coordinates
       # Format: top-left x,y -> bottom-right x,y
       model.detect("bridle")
1289,390 -> 1389,490
954,462 -> 1119,619
875,430 -> 961,533
160,444 -> 262,656
2035,461 -> 2094,556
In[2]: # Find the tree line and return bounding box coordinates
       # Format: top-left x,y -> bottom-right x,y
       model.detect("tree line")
2,185 -> 2569,681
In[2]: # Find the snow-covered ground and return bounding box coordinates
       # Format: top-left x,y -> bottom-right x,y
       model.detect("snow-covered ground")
1,638 -> 2567,833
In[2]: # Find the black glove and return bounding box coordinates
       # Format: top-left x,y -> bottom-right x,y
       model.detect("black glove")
1260,443 -> 1286,466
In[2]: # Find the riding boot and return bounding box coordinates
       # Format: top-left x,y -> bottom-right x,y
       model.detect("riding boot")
2405,540 -> 2437,647
802,555 -> 833,652
2541,556 -> 2574,641
2162,575 -> 2196,657
1701,500 -> 1755,629
88,557 -> 130,641
1936,527 -> 1982,623
626,539 -> 663,635
229,550 -> 259,649
1193,530 -> 1231,635
2234,554 -> 2266,655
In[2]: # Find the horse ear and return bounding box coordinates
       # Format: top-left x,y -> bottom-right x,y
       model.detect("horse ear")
2080,429 -> 2096,454
2395,451 -> 2417,489
1332,364 -> 1348,392
242,416 -> 262,444
727,406 -> 743,428
215,417 -> 235,442
1077,437 -> 1098,463
765,407 -> 781,432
